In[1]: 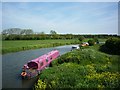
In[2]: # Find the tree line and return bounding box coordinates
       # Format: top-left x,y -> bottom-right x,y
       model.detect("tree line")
1,28 -> 119,40
2,34 -> 119,41
2,28 -> 33,35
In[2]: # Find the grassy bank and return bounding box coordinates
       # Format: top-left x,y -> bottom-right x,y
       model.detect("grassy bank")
2,38 -> 107,54
34,44 -> 120,89
2,39 -> 79,54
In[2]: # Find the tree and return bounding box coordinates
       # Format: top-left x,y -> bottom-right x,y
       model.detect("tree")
25,29 -> 33,35
40,31 -> 45,34
78,36 -> 85,44
20,29 -> 33,35
50,30 -> 57,35
2,28 -> 34,35
94,37 -> 99,44
50,30 -> 58,39
99,37 -> 120,55
65,34 -> 73,39
105,37 -> 120,53
2,28 -> 22,35
88,39 -> 95,46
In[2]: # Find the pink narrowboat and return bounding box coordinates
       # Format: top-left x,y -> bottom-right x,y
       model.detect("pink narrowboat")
21,50 -> 60,79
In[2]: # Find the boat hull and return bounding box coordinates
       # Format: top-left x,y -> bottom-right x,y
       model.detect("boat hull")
21,50 -> 60,79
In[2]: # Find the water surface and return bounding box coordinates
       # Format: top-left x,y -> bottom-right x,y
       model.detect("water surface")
2,45 -> 74,89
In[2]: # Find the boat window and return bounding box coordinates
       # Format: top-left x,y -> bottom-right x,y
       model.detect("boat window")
46,58 -> 48,62
40,62 -> 43,66
27,62 -> 38,69
50,56 -> 52,60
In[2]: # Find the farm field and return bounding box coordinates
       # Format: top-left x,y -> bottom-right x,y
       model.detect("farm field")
34,44 -> 120,89
82,38 -> 107,42
2,39 -> 80,54
2,38 -> 107,54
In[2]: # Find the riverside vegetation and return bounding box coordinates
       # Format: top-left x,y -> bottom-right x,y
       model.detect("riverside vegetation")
34,37 -> 120,89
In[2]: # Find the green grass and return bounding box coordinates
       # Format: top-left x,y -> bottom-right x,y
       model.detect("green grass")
2,39 -> 79,54
82,38 -> 107,42
2,38 -> 106,54
34,44 -> 120,89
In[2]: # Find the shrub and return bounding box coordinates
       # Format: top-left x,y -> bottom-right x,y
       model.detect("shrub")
86,72 -> 120,88
34,80 -> 46,90
94,37 -> 99,44
88,39 -> 95,46
105,37 -> 120,53
78,36 -> 85,42
100,37 -> 120,55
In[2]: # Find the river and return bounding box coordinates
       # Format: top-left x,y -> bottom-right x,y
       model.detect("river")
2,45 -> 74,89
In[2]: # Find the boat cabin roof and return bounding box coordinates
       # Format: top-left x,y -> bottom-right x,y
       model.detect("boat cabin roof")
26,50 -> 59,69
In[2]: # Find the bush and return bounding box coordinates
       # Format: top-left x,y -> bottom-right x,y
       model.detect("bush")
94,37 -> 99,44
100,37 -> 120,55
105,37 -> 120,52
34,80 -> 46,90
88,39 -> 95,46
78,36 -> 85,42
86,72 -> 120,88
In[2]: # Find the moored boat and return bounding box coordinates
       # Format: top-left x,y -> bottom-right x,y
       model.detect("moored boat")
21,50 -> 60,79
71,45 -> 79,51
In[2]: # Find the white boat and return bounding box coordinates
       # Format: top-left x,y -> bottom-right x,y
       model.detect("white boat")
71,45 -> 79,50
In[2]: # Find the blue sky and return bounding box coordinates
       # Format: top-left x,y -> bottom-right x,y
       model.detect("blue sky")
1,0 -> 119,2
2,2 -> 118,34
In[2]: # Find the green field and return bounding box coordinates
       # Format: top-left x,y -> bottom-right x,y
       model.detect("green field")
2,39 -> 80,54
82,38 -> 107,42
2,38 -> 107,54
34,44 -> 120,89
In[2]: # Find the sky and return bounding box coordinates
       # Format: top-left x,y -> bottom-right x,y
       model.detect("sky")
1,0 -> 120,2
2,2 -> 118,34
